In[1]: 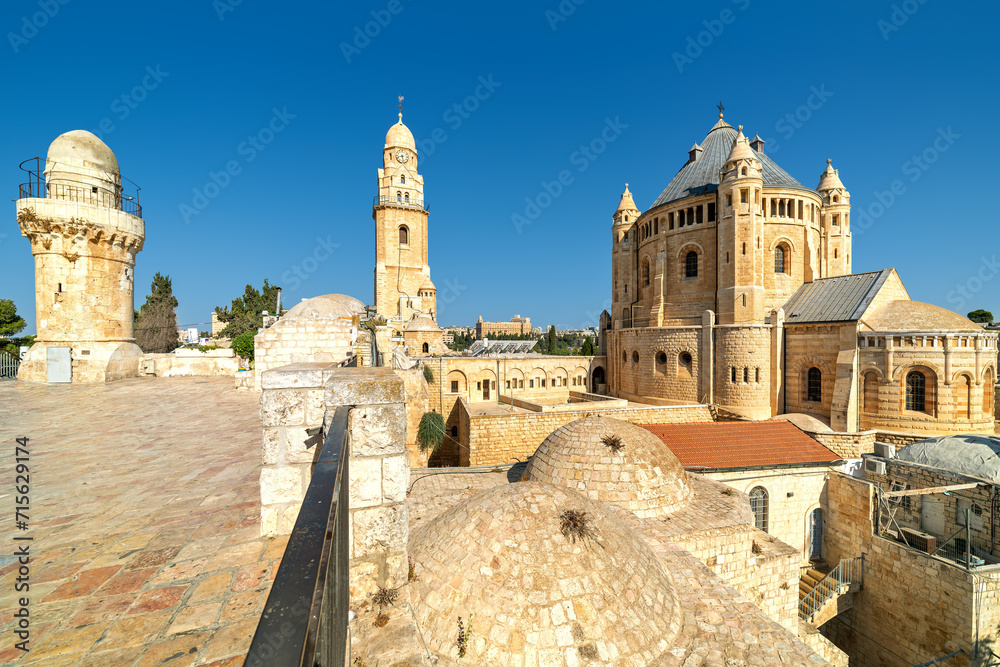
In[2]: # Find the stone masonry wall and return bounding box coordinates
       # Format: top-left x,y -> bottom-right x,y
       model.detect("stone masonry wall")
463,402 -> 713,466
253,318 -> 356,390
714,325 -> 773,419
259,364 -> 410,604
808,430 -> 876,459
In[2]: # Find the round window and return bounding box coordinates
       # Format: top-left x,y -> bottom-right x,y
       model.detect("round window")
656,352 -> 667,364
680,352 -> 693,365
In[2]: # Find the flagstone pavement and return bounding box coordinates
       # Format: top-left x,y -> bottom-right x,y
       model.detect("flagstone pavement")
0,376 -> 286,666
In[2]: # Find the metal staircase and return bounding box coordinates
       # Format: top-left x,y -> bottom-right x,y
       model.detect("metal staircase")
798,556 -> 863,625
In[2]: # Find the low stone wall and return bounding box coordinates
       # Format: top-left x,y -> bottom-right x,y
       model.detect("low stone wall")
259,364 -> 410,603
497,393 -> 629,412
808,430 -> 876,459
872,430 -> 932,447
140,349 -> 238,377
462,401 -> 713,466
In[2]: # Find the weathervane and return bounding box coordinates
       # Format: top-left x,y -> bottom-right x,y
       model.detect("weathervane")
398,95 -> 404,113
717,101 -> 725,118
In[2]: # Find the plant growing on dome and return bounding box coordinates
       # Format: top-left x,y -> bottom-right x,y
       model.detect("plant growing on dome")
601,434 -> 625,454
559,509 -> 594,543
455,614 -> 473,658
422,363 -> 434,384
371,586 -> 399,628
417,411 -> 445,453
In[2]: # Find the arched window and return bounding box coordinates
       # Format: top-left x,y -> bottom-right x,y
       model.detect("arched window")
641,258 -> 650,286
622,351 -> 627,363
807,367 -> 822,402
749,487 -> 768,532
906,371 -> 926,412
422,342 -> 429,353
400,175 -> 405,184
450,426 -> 458,437
678,352 -> 693,379
632,351 -> 639,364
774,246 -> 786,274
396,191 -> 402,202
957,375 -> 971,419
404,192 -> 410,203
741,166 -> 748,176
778,200 -> 786,217
399,226 -> 409,244
685,251 -> 698,278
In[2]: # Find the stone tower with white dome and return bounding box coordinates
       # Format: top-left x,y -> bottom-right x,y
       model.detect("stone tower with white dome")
373,109 -> 437,326
15,130 -> 145,383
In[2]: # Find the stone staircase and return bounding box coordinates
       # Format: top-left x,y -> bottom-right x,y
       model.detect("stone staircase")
798,557 -> 863,627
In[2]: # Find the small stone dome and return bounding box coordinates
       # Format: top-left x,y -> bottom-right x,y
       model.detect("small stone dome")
817,159 -> 845,191
523,416 -> 691,517
385,113 -> 416,151
866,300 -> 982,332
405,313 -> 440,332
46,130 -> 120,175
408,481 -> 681,666
280,294 -> 364,321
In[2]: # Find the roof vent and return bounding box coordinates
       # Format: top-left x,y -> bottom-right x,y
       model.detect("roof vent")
688,143 -> 703,163
750,133 -> 765,154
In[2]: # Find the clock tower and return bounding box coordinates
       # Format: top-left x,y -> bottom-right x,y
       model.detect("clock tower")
373,110 -> 437,325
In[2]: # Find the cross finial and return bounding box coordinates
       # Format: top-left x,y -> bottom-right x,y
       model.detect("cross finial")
717,101 -> 725,118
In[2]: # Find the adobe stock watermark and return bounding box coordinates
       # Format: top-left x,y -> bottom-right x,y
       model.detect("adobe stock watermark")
90,66 -> 169,140
436,277 -> 468,307
214,0 -> 242,21
416,75 -> 501,163
672,0 -> 751,74
340,0 -> 414,64
877,0 -> 928,41
281,236 -> 341,292
8,0 -> 71,54
854,126 -> 959,235
511,116 -> 628,234
947,256 -> 1000,313
545,0 -> 587,30
179,107 -> 296,224
758,84 -> 834,156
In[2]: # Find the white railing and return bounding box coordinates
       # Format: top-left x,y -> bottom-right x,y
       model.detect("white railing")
0,351 -> 20,378
799,556 -> 863,623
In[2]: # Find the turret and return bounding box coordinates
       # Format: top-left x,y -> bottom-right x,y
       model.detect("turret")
15,130 -> 145,382
612,184 -> 639,328
817,159 -> 851,276
717,126 -> 765,324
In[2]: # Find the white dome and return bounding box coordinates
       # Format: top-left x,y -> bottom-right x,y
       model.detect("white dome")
281,294 -> 365,321
47,130 -> 119,175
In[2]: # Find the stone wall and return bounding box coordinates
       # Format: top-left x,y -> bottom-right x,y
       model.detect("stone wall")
607,326 -> 702,403
461,401 -> 713,466
395,366 -> 430,467
139,349 -> 238,377
253,316 -> 356,390
822,471 -> 1000,666
258,364 -> 410,603
808,430 -> 876,459
714,324 -> 774,418
704,466 -> 836,565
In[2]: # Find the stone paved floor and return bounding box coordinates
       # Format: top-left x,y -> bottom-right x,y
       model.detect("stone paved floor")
0,377 -> 287,666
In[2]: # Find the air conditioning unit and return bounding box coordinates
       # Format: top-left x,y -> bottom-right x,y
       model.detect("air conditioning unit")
874,442 -> 896,459
900,527 -> 937,554
864,459 -> 886,475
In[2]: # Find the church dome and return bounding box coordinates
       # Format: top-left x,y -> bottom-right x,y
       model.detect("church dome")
385,113 -> 416,151
523,416 -> 691,517
46,130 -> 120,175
280,294 -> 365,321
649,115 -> 805,210
408,481 -> 681,665
817,159 -> 846,191
865,300 -> 982,333
405,313 -> 440,332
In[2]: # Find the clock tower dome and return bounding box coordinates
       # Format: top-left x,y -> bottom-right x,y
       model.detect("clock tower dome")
373,109 -> 436,324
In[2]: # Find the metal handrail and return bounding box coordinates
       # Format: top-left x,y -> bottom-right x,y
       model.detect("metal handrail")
372,194 -> 430,212
17,157 -> 142,218
245,406 -> 350,667
798,556 -> 863,623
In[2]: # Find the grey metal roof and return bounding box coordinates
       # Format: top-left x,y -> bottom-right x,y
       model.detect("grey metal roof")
649,119 -> 807,210
782,269 -> 894,324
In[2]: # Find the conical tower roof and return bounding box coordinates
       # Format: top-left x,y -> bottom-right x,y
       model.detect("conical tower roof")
614,183 -> 638,214
817,159 -> 846,191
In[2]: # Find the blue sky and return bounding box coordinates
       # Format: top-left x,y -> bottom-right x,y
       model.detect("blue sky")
2,0 -> 998,334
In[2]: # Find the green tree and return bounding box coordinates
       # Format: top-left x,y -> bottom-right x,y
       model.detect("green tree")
547,325 -> 556,354
0,299 -> 27,337
968,309 -> 994,324
135,274 -> 179,353
417,411 -> 445,453
580,337 -> 595,356
232,331 -> 255,365
214,280 -> 280,339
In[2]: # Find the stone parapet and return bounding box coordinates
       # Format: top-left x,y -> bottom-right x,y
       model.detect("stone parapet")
258,363 -> 409,603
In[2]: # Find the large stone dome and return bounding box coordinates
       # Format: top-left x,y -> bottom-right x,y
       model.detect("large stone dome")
866,300 -> 981,332
523,416 -> 691,517
408,482 -> 680,666
385,114 -> 416,151
281,294 -> 365,321
46,130 -> 120,175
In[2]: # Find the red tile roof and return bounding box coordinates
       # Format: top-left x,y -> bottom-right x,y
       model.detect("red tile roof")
640,421 -> 841,470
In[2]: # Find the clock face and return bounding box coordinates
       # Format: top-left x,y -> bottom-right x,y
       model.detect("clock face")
395,150 -> 409,163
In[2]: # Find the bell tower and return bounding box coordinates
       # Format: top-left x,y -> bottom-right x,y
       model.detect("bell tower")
611,184 -> 638,329
373,102 -> 435,324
